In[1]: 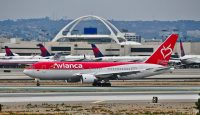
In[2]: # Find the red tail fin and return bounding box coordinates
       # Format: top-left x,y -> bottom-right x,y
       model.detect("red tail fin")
37,44 -> 51,57
5,46 -> 14,56
180,39 -> 185,57
145,34 -> 178,66
91,44 -> 104,58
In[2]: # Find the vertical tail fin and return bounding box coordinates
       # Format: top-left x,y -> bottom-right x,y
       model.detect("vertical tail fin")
91,44 -> 104,57
37,44 -> 51,57
180,39 -> 185,57
145,34 -> 178,66
5,46 -> 14,56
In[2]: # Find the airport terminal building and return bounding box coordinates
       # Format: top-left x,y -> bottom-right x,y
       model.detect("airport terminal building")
0,15 -> 200,57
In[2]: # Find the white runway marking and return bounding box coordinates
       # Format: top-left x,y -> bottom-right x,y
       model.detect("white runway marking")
92,100 -> 105,103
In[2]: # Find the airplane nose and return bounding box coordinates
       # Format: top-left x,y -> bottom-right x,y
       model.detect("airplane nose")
23,69 -> 33,77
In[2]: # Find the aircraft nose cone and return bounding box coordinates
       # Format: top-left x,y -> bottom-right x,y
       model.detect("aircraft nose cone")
23,69 -> 33,77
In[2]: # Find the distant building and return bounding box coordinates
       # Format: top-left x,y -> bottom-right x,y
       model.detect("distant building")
123,32 -> 142,43
52,15 -> 140,45
142,38 -> 162,43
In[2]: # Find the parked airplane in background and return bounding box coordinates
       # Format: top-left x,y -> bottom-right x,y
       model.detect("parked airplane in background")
58,54 -> 94,62
179,39 -> 200,65
91,44 -> 147,62
23,34 -> 178,87
0,44 -> 51,59
0,43 -> 92,63
0,44 -> 54,66
0,46 -> 19,57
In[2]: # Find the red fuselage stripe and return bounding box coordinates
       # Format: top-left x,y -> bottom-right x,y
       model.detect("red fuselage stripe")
27,62 -> 144,70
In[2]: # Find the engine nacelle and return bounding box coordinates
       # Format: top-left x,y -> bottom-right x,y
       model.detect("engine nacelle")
81,74 -> 97,83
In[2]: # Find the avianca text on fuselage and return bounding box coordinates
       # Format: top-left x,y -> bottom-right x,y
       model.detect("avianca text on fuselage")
53,63 -> 83,69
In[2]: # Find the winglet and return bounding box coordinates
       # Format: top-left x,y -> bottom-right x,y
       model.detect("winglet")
91,44 -> 104,57
145,34 -> 178,66
180,39 -> 185,57
5,46 -> 14,56
37,44 -> 51,57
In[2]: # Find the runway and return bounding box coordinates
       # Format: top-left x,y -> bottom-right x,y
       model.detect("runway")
0,86 -> 199,103
0,92 -> 198,103
1,86 -> 200,93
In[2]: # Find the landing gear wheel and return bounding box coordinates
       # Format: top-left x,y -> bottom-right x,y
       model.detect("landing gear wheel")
92,82 -> 97,86
92,82 -> 102,87
93,82 -> 111,87
102,83 -> 111,87
35,79 -> 40,86
36,81 -> 40,86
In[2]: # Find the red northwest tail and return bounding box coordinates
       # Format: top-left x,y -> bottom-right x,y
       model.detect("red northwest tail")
145,34 -> 178,66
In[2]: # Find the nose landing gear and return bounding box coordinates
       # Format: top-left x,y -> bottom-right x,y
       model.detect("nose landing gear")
35,78 -> 40,86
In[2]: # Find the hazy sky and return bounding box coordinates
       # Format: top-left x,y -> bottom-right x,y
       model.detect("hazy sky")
0,0 -> 200,21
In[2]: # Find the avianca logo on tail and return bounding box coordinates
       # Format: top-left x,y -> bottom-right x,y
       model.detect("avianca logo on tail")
160,44 -> 172,59
52,63 -> 83,69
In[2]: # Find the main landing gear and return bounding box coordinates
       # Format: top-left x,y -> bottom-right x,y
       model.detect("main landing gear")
92,81 -> 111,87
35,78 -> 40,86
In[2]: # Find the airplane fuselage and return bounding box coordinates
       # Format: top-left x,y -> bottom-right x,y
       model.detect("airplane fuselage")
180,55 -> 200,64
24,62 -> 170,81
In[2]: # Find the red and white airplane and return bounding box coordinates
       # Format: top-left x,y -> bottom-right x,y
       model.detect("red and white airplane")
23,34 -> 178,86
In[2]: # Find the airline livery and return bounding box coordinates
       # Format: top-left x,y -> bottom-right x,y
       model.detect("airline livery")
91,44 -> 104,58
24,34 -> 178,86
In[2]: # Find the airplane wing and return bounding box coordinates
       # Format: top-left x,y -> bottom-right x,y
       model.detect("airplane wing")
94,70 -> 142,79
73,69 -> 144,81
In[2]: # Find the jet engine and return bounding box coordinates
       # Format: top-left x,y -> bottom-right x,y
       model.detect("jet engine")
81,74 -> 97,83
